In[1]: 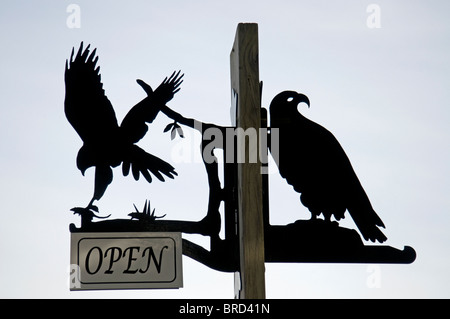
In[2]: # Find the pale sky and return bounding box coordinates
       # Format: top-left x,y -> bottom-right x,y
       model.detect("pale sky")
0,0 -> 449,298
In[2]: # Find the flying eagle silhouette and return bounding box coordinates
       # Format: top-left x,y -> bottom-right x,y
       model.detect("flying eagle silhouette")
269,91 -> 387,243
65,42 -> 183,212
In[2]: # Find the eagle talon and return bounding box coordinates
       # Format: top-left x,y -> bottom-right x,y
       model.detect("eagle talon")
71,206 -> 111,228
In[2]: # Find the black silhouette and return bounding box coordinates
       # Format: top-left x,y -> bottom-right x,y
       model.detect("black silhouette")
68,83 -> 414,267
128,200 -> 166,222
67,25 -> 416,274
269,91 -> 387,243
71,207 -> 111,229
65,42 -> 182,213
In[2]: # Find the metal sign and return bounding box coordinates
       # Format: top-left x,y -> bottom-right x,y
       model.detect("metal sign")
65,23 -> 415,298
70,232 -> 183,290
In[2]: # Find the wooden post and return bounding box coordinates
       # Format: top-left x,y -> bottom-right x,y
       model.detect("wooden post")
230,23 -> 266,299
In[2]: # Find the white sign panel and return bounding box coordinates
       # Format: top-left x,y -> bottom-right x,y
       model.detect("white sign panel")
70,232 -> 183,290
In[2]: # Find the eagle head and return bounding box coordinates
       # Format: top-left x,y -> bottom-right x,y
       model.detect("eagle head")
270,91 -> 310,115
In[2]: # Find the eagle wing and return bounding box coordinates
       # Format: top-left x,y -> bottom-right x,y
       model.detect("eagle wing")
64,42 -> 119,143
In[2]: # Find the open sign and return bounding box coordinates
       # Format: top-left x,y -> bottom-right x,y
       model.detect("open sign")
70,232 -> 183,290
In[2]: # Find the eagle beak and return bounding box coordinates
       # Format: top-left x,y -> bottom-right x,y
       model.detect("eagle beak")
296,93 -> 310,108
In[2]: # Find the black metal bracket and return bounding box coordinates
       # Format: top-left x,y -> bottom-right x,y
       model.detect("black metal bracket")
70,105 -> 415,271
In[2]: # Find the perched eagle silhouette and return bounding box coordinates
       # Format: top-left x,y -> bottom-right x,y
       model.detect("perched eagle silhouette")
65,42 -> 183,211
269,91 -> 387,243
